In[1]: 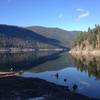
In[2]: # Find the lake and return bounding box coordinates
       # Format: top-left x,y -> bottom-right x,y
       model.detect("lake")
0,51 -> 100,99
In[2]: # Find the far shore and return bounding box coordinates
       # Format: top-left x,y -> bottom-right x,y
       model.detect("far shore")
69,50 -> 100,56
0,48 -> 64,53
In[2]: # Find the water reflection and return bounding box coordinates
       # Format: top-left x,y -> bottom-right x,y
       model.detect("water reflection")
21,53 -> 100,99
72,55 -> 100,79
0,51 -> 100,99
30,52 -> 75,72
0,51 -> 63,72
22,67 -> 100,99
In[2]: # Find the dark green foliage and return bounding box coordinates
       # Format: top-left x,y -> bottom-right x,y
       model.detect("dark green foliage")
72,32 -> 86,46
74,56 -> 100,79
73,25 -> 100,48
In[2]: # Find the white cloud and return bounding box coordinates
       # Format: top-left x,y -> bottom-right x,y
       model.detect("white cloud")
76,8 -> 90,21
76,8 -> 84,12
58,14 -> 63,19
77,11 -> 90,21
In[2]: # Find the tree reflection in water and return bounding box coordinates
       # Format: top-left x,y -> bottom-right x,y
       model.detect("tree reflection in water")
72,54 -> 100,79
0,51 -> 62,72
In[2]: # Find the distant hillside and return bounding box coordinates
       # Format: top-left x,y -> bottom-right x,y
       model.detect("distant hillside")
0,24 -> 66,52
27,26 -> 79,48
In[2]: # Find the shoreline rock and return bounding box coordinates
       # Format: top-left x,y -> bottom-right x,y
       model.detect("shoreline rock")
69,49 -> 100,56
0,76 -> 93,100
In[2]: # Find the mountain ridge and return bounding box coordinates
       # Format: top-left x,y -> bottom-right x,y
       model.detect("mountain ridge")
27,26 -> 79,48
0,24 -> 67,52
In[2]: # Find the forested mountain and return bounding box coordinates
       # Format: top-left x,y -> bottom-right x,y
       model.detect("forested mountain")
0,24 -> 66,51
72,25 -> 100,50
27,26 -> 79,48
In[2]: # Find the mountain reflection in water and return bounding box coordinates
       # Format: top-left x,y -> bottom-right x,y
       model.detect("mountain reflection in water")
0,51 -> 63,71
21,53 -> 100,99
0,52 -> 100,99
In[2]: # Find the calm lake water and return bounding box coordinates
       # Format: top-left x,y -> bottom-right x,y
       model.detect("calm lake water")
0,51 -> 100,99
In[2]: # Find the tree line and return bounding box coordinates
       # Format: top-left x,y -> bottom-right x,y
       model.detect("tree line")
73,25 -> 100,49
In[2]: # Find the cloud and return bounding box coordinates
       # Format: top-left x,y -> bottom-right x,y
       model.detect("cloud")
77,11 -> 90,21
76,8 -> 84,12
76,8 -> 90,21
58,14 -> 63,19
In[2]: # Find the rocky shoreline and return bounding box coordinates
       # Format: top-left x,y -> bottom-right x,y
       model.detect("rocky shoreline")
69,49 -> 100,56
0,76 -> 94,100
